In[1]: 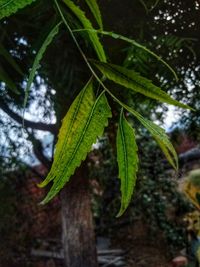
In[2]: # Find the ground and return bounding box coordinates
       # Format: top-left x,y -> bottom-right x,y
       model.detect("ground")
111,220 -> 175,267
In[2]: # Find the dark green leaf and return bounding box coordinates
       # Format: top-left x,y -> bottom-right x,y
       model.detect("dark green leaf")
116,109 -> 138,217
0,44 -> 23,75
23,22 -> 61,110
0,0 -> 36,19
62,0 -> 106,62
73,28 -> 178,80
0,64 -> 19,94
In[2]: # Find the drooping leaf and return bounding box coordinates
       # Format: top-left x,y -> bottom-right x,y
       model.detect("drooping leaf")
132,111 -> 178,170
117,101 -> 178,170
0,0 -> 36,19
116,109 -> 138,217
85,0 -> 103,30
154,137 -> 177,169
92,60 -> 192,110
39,79 -> 112,204
73,28 -> 178,80
0,64 -> 19,94
23,22 -> 61,110
104,92 -> 178,170
0,44 -> 23,75
62,0 -> 106,62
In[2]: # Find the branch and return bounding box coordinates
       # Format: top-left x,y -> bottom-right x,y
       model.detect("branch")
0,99 -> 57,134
178,147 -> 200,165
27,132 -> 52,169
163,147 -> 200,169
28,165 -> 46,180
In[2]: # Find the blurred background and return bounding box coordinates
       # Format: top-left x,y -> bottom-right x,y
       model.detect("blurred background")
0,0 -> 200,266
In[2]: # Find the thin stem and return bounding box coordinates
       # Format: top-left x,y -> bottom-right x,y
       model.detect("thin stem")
54,1 -> 109,93
72,28 -> 178,81
54,0 -> 130,113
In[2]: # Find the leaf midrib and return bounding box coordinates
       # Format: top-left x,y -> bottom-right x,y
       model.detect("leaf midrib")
95,62 -> 175,102
54,82 -> 89,169
63,0 -> 106,62
56,91 -> 106,182
0,0 -> 14,9
119,113 -> 128,199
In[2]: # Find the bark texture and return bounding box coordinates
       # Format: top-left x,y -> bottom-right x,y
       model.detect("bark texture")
61,164 -> 98,267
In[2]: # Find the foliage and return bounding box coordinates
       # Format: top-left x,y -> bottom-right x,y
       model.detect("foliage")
39,79 -> 112,204
1,2 -> 200,265
85,0 -> 103,30
0,0 -> 36,19
91,60 -> 186,108
0,0 -> 195,216
183,169 -> 200,210
90,133 -> 191,253
23,22 -> 61,111
62,0 -> 106,62
116,109 -> 138,216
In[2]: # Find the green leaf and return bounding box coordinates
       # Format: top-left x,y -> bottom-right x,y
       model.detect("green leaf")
23,22 -> 61,110
92,60 -> 192,110
116,109 -> 138,217
73,28 -> 178,80
0,0 -> 36,19
39,79 -> 112,204
132,112 -> 178,170
103,90 -> 178,170
0,44 -> 23,75
0,64 -> 19,94
62,0 -> 106,62
85,0 -> 103,30
118,101 -> 178,170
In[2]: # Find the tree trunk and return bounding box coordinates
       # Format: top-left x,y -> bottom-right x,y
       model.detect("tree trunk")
61,163 -> 98,267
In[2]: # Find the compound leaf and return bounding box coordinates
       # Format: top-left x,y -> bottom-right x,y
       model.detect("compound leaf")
117,109 -> 138,217
39,79 -> 112,204
73,28 -> 177,80
92,60 -> 192,110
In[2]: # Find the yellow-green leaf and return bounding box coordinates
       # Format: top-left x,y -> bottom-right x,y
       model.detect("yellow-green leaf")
106,94 -> 178,170
85,0 -> 103,30
120,102 -> 178,170
116,109 -> 138,217
39,79 -> 112,204
92,60 -> 192,110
